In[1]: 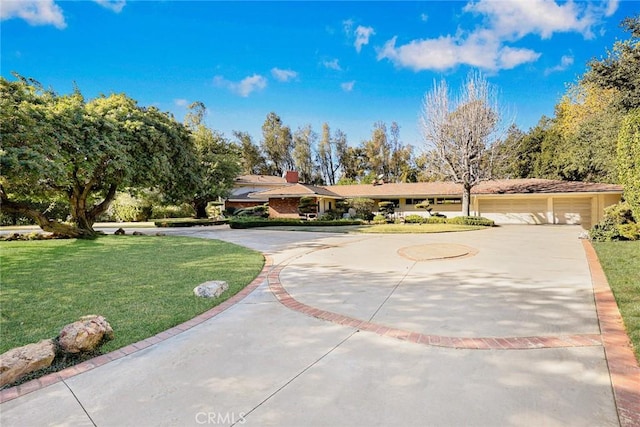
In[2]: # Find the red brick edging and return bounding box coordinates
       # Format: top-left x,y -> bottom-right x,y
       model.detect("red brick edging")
582,240 -> 640,427
0,256 -> 274,404
270,242 -> 640,427
268,265 -> 602,350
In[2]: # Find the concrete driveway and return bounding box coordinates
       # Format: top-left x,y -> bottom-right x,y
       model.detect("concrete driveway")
0,225 -> 635,426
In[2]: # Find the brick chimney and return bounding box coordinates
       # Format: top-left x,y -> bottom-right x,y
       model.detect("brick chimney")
285,171 -> 299,184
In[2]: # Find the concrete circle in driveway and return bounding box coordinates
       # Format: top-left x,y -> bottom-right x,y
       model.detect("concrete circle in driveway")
397,243 -> 478,261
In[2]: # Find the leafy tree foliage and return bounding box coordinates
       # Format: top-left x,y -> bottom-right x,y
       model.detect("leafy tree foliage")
0,75 -> 198,237
292,125 -> 320,184
261,112 -> 294,176
617,109 -> 640,220
233,131 -> 268,175
585,14 -> 640,112
184,102 -> 241,218
317,123 -> 347,185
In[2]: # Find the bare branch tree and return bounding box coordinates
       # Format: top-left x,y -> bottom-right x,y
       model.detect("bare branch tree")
420,72 -> 504,216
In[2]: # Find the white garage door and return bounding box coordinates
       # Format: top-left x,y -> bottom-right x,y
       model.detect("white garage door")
479,198 -> 548,224
553,198 -> 592,227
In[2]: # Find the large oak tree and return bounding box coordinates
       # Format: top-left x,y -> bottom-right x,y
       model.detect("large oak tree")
0,75 -> 198,237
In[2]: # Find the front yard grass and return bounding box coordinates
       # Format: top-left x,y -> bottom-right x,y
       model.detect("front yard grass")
593,241 -> 640,363
0,236 -> 264,355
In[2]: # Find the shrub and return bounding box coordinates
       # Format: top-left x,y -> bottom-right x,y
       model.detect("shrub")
372,214 -> 387,224
424,216 -> 447,224
590,217 -> 622,242
234,204 -> 269,218
349,198 -> 376,220
404,214 -> 426,224
446,216 -> 495,227
590,201 -> 638,241
229,218 -> 362,229
150,204 -> 195,219
154,218 -> 227,228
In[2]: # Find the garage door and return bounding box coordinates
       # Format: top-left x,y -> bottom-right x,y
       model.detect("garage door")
479,198 -> 548,224
553,198 -> 592,227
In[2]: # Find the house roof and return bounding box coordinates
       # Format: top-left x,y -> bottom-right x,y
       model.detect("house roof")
234,175 -> 287,185
471,179 -> 622,194
326,179 -> 622,198
249,183 -> 342,199
238,178 -> 622,200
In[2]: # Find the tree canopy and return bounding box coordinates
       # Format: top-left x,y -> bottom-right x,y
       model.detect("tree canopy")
0,75 -> 198,236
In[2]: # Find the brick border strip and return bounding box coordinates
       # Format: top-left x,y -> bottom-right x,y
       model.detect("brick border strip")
0,256 -> 274,404
582,240 -> 640,427
268,265 -> 602,350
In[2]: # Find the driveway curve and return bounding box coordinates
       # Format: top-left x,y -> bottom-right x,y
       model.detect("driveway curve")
1,225 -> 637,427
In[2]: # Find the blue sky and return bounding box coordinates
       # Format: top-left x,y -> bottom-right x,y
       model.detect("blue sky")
1,0 -> 637,148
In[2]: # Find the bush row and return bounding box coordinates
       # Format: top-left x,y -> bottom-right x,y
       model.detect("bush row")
403,214 -> 495,227
154,218 -> 228,228
229,218 -> 363,229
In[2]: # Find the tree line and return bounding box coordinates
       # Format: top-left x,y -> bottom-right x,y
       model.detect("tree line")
1,15 -> 638,237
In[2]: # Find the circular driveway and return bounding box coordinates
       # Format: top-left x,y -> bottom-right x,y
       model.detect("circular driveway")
2,224 -> 636,427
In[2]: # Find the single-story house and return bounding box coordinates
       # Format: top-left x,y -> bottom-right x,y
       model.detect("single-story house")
225,174 -> 289,211
235,173 -> 623,229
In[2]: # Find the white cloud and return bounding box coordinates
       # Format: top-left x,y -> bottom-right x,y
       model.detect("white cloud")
93,0 -> 126,13
604,0 -> 619,17
544,54 -> 574,75
378,0 -> 613,72
342,19 -> 354,35
377,33 -> 540,72
420,13 -> 428,22
271,68 -> 298,82
214,74 -> 267,97
0,0 -> 66,29
322,59 -> 342,71
174,99 -> 189,107
354,25 -> 375,52
341,81 -> 355,92
465,0 -> 597,39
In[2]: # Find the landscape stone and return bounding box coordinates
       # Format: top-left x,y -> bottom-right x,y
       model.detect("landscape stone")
0,339 -> 56,387
132,231 -> 144,236
114,228 -> 126,235
194,281 -> 229,298
58,315 -> 114,354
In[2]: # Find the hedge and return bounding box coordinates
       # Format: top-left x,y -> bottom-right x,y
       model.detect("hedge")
154,218 -> 228,227
229,218 -> 363,229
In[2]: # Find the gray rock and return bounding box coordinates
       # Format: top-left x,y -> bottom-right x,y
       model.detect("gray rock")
58,315 -> 114,354
114,228 -> 126,235
0,339 -> 56,387
194,281 -> 229,298
132,231 -> 144,236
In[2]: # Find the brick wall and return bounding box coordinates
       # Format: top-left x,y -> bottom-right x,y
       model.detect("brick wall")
269,198 -> 301,218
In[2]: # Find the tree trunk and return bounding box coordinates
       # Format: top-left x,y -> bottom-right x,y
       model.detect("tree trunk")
462,184 -> 472,217
0,196 -> 95,238
193,199 -> 208,219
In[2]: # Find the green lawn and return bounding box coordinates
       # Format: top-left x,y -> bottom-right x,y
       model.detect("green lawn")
593,241 -> 640,363
0,236 -> 264,355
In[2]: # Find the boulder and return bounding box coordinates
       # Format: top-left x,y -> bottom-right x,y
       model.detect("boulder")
0,339 -> 56,387
58,315 -> 114,354
114,228 -> 125,235
194,281 -> 229,298
132,231 -> 144,236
